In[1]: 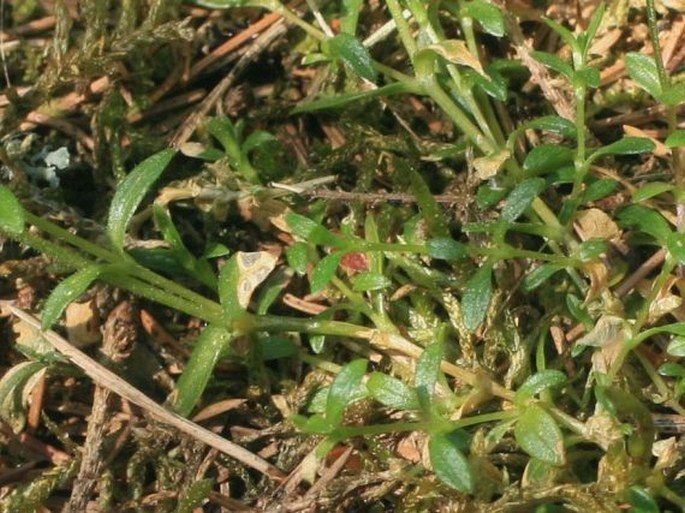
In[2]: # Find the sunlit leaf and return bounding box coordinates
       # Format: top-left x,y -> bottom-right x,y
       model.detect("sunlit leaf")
501,177 -> 546,221
311,252 -> 344,293
428,430 -> 473,493
292,82 -> 415,113
0,361 -> 47,433
286,242 -> 310,275
173,324 -> 234,417
514,403 -> 565,465
522,263 -> 563,292
340,0 -> 363,34
616,204 -> 672,242
367,372 -> 419,410
665,130 -> 685,148
666,232 -> 685,264
42,265 -> 106,330
108,148 -> 177,250
0,186 -> 25,235
324,33 -> 377,82
462,263 -> 493,332
625,53 -> 662,99
590,137 -> 655,161
351,271 -> 391,291
531,51 -> 573,80
524,116 -> 576,139
415,342 -> 444,396
462,0 -> 505,37
515,370 -> 567,404
666,337 -> 685,357
326,359 -> 367,426
627,486 -> 660,513
426,238 -> 468,262
523,144 -> 574,176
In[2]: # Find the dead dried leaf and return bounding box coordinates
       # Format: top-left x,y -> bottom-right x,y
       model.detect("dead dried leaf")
575,208 -> 621,240
473,149 -> 511,181
65,300 -> 101,348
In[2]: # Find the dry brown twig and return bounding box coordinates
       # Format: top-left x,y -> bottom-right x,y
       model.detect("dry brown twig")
4,303 -> 286,481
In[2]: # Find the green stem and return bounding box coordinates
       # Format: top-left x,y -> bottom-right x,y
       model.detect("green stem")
385,0 -> 417,58
645,0 -> 669,89
423,77 -> 494,154
25,212 -> 116,263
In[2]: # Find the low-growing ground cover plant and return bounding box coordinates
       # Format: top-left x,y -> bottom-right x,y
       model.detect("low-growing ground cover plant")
1,0 -> 685,511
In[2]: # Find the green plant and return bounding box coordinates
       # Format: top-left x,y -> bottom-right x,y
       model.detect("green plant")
3,0 -> 685,509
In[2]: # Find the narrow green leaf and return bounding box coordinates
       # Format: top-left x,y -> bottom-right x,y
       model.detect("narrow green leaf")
632,182 -> 675,203
665,130 -> 685,148
514,403 -> 566,465
0,361 -> 47,433
462,263 -> 493,332
515,370 -> 567,403
566,293 -> 593,329
575,66 -> 600,88
426,238 -> 468,262
625,53 -> 662,99
295,413 -> 333,434
206,116 -> 241,161
326,359 -> 367,426
590,137 -> 655,161
542,18 -> 578,53
292,82 -> 415,113
177,479 -> 214,513
661,83 -> 685,106
642,323 -> 685,338
340,0 -> 363,34
153,205 -> 216,288
173,324 -> 233,417
367,372 -> 419,410
462,0 -> 505,37
286,242 -> 310,275
0,186 -> 25,235
108,148 -> 177,250
428,431 -> 474,493
42,265 -> 105,330
577,240 -> 610,262
627,486 -> 661,513
311,252 -> 344,293
415,342 -> 444,395
582,3 -> 606,56
666,337 -> 685,357
524,116 -> 577,139
616,204 -> 672,242
325,33 -> 377,82
241,130 -> 276,154
522,263 -> 563,292
667,232 -> 685,264
351,271 -> 391,291
531,51 -> 574,79
257,336 -> 298,360
580,178 -> 618,203
285,212 -> 344,246
218,251 -> 277,320
523,144 -> 574,175
658,362 -> 685,378
501,177 -> 546,221
406,163 -> 449,237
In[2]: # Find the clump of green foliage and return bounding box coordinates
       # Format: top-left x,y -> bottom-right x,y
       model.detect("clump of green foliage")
2,0 -> 685,510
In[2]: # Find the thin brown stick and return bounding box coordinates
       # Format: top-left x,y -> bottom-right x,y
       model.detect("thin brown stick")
171,20 -> 287,147
6,304 -> 285,481
189,11 -> 283,77
298,188 -> 463,204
